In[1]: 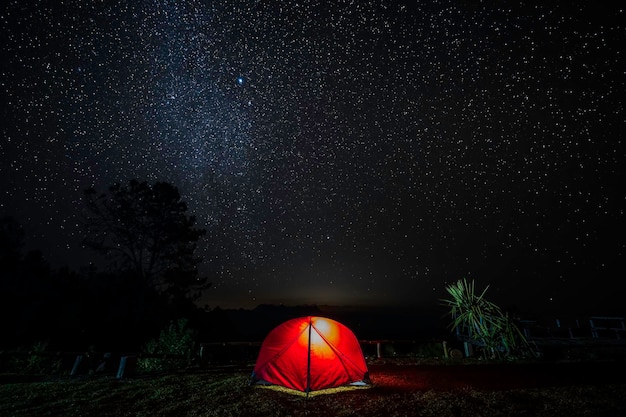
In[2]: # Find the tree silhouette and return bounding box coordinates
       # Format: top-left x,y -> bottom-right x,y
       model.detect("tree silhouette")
83,180 -> 209,300
0,215 -> 25,266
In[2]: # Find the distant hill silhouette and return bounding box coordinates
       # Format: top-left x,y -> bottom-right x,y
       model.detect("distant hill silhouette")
196,304 -> 449,342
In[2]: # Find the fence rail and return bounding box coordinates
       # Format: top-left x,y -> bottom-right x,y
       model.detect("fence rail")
518,316 -> 626,341
2,318 -> 625,379
0,339 -> 447,379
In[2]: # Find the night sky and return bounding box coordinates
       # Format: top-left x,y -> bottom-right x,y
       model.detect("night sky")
2,1 -> 624,313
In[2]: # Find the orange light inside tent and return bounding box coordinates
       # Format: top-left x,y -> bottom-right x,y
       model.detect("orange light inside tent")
297,319 -> 311,347
311,317 -> 340,346
296,317 -> 340,350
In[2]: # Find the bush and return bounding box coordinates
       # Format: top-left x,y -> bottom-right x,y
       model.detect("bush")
8,341 -> 62,375
413,341 -> 446,359
137,319 -> 197,373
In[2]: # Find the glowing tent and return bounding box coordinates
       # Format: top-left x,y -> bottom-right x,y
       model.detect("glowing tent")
250,316 -> 370,393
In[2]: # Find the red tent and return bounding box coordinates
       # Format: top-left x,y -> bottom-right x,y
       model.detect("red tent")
251,316 -> 370,392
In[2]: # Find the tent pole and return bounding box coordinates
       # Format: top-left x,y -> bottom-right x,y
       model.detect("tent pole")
306,316 -> 312,396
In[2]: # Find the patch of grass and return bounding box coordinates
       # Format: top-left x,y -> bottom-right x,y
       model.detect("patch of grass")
256,383 -> 371,398
1,369 -> 625,417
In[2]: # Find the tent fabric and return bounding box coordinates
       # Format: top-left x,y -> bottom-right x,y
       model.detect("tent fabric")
251,316 -> 370,392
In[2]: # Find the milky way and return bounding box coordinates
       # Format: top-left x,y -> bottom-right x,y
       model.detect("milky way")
2,1 -> 624,311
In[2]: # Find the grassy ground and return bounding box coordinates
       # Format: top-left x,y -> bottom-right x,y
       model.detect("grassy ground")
1,362 -> 626,417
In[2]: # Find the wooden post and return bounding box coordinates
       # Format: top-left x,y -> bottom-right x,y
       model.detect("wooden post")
70,355 -> 83,376
116,356 -> 128,379
376,342 -> 382,359
590,319 -> 598,338
116,356 -> 136,379
463,341 -> 473,357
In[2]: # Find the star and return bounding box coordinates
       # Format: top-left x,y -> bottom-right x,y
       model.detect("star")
0,0 -> 623,312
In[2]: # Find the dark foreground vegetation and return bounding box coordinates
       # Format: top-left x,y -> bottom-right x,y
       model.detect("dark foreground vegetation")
2,359 -> 626,417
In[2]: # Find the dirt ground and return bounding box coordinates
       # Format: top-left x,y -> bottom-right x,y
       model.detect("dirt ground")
2,359 -> 626,416
368,360 -> 626,391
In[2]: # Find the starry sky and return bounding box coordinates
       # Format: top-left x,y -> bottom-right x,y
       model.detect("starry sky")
2,1 -> 624,313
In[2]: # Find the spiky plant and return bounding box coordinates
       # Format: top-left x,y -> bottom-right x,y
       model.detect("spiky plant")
441,278 -> 533,359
